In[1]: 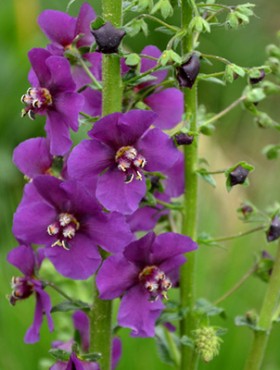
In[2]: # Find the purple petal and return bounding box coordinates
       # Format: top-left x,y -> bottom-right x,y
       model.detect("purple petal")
67,139 -> 113,182
138,128 -> 179,172
96,255 -> 138,299
32,175 -> 66,209
118,285 -> 164,337
13,137 -> 52,178
140,46 -> 167,86
46,56 -> 76,92
144,88 -> 184,129
73,310 -> 90,352
12,183 -> 56,245
164,153 -> 184,198
123,232 -> 155,268
86,53 -> 102,82
75,3 -> 96,48
45,233 -> 102,279
112,338 -> 122,370
87,211 -> 133,253
96,167 -> 146,214
126,206 -> 162,232
24,287 -> 53,343
89,110 -> 157,150
7,245 -> 35,276
81,88 -> 102,117
45,110 -> 73,156
151,232 -> 198,273
28,48 -> 52,86
54,92 -> 84,132
38,10 -> 76,47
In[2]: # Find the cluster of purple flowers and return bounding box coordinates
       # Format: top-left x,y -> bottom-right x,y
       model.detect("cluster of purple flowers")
8,2 -> 197,368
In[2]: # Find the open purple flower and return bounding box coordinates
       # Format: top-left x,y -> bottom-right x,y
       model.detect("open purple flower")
96,232 -> 197,337
7,245 -> 54,343
38,3 -> 96,56
21,48 -> 84,155
12,176 -> 132,279
67,110 -> 180,214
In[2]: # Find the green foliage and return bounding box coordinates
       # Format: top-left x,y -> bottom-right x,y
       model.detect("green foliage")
189,16 -> 211,34
151,0 -> 174,19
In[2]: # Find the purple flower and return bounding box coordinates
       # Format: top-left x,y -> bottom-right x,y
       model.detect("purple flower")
7,245 -> 54,343
67,110 -> 180,214
96,232 -> 197,337
38,3 -> 96,56
21,48 -> 84,155
50,352 -> 99,370
124,46 -> 184,130
12,176 -> 133,279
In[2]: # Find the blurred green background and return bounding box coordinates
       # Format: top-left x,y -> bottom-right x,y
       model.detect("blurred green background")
1,0 -> 280,369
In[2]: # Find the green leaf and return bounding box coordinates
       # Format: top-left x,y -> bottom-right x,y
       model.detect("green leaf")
181,335 -> 194,348
196,168 -> 216,188
246,88 -> 266,103
91,17 -> 105,30
189,16 -> 210,33
151,0 -> 173,19
155,327 -> 176,366
80,352 -> 102,362
226,12 -> 239,29
195,298 -> 225,318
51,300 -> 90,313
49,349 -> 70,362
125,53 -> 141,67
235,312 -> 264,332
159,50 -> 182,66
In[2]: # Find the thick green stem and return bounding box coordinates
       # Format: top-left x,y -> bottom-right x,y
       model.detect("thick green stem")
89,1 -> 123,369
244,242 -> 280,370
180,1 -> 199,370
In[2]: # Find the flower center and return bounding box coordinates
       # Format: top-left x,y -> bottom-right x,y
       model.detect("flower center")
47,212 -> 80,250
21,87 -> 53,120
115,146 -> 147,183
10,276 -> 34,305
139,265 -> 172,302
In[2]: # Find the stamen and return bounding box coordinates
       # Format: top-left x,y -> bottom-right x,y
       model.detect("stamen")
115,146 -> 146,183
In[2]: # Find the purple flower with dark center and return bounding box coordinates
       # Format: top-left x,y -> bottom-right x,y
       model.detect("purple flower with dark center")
21,48 -> 84,155
67,110 -> 180,214
96,232 -> 197,337
7,245 -> 54,343
12,176 -> 133,279
38,3 -> 96,56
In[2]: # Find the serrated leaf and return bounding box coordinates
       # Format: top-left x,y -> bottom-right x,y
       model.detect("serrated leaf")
49,349 -> 70,361
155,327 -> 176,366
235,315 -> 263,331
51,300 -> 90,313
196,168 -> 216,187
195,298 -> 225,317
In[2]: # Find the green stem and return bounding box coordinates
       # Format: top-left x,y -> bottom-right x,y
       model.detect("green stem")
202,95 -> 246,126
213,265 -> 257,305
44,281 -> 73,301
164,327 -> 180,368
210,225 -> 266,243
79,56 -> 103,90
180,1 -> 199,370
244,241 -> 280,370
89,1 -> 123,369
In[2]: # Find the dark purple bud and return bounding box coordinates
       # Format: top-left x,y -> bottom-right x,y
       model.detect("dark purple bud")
229,165 -> 249,186
91,22 -> 126,54
174,132 -> 194,146
9,277 -> 34,305
176,54 -> 200,89
266,216 -> 280,242
240,204 -> 253,217
249,69 -> 266,85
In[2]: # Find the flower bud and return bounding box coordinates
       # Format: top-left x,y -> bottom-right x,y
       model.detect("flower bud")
91,22 -> 126,54
229,165 -> 249,186
176,54 -> 200,89
174,132 -> 194,146
266,216 -> 280,242
249,69 -> 266,85
240,204 -> 253,217
193,327 -> 222,363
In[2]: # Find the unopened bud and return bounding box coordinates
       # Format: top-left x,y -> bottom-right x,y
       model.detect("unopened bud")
193,327 -> 222,363
249,69 -> 266,85
229,165 -> 249,186
176,54 -> 200,89
266,216 -> 280,242
91,22 -> 126,54
174,132 -> 194,146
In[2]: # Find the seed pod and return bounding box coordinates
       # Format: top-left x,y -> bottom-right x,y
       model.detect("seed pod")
174,132 -> 194,146
176,54 -> 200,88
229,165 -> 249,186
266,216 -> 280,242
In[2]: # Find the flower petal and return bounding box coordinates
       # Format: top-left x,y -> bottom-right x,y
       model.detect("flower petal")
28,48 -> 52,86
140,46 -> 167,86
46,56 -> 76,92
118,285 -> 164,337
96,167 -> 146,214
96,255 -> 138,299
73,310 -> 90,352
144,88 -> 183,130
123,232 -> 155,267
75,3 -> 96,48
7,245 -> 35,276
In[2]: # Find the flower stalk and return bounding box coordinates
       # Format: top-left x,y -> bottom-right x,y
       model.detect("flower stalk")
89,0 -> 123,369
244,241 -> 280,370
180,1 -> 199,370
